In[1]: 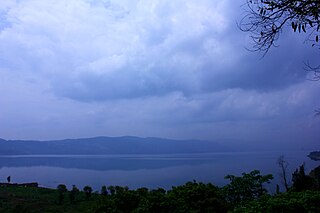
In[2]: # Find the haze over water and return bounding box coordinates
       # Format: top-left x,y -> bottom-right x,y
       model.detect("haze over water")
0,151 -> 317,191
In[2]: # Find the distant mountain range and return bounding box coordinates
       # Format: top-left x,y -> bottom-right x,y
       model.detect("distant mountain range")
0,136 -> 232,155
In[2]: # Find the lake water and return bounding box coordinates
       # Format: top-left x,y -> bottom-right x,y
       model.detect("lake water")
0,151 -> 318,192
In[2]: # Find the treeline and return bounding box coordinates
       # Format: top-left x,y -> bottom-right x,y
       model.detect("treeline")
52,164 -> 320,213
0,163 -> 319,212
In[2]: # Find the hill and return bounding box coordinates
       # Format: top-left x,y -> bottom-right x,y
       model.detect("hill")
0,136 -> 231,155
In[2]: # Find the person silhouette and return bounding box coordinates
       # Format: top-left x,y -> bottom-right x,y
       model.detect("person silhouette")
7,176 -> 11,183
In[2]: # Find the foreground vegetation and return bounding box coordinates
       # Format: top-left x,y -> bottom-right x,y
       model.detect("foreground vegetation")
0,165 -> 319,213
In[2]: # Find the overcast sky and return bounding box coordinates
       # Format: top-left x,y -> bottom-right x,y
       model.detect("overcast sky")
0,0 -> 319,149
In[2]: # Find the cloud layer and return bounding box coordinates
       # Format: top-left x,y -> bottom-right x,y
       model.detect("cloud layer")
0,0 -> 319,149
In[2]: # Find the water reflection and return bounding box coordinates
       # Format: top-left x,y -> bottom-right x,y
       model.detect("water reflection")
0,153 -> 221,171
0,151 -> 317,190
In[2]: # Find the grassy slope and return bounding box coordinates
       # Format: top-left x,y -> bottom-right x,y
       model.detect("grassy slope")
1,184 -> 319,213
0,185 -> 99,213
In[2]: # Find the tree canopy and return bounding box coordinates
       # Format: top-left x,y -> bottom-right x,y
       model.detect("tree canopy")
240,0 -> 320,54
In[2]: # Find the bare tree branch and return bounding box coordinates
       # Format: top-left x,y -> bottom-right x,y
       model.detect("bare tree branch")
304,61 -> 320,81
240,0 -> 320,54
240,0 -> 320,116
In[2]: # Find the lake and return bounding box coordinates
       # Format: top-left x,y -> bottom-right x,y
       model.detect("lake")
0,151 -> 318,192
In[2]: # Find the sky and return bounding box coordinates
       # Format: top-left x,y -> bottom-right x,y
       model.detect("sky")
0,0 -> 319,149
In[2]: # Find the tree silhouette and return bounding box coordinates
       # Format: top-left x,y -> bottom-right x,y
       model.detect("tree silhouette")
309,165 -> 320,190
107,186 -> 115,196
224,170 -> 273,205
57,184 -> 67,204
83,185 -> 93,200
240,0 -> 320,54
292,163 -> 316,191
69,185 -> 79,204
277,155 -> 289,191
101,185 -> 108,196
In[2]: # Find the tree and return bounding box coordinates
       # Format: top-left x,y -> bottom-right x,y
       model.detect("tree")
83,185 -> 93,200
136,188 -> 170,213
240,0 -> 320,80
167,181 -> 229,213
277,155 -> 289,191
107,185 -> 115,196
224,170 -> 273,205
234,191 -> 320,212
69,185 -> 79,204
241,0 -> 320,52
101,185 -> 108,196
292,163 -> 317,191
57,184 -> 67,204
309,165 -> 320,190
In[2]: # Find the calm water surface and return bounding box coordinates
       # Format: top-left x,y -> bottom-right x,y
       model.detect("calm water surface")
0,151 -> 318,191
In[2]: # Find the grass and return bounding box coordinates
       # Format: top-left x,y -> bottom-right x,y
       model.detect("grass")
0,185 -> 100,213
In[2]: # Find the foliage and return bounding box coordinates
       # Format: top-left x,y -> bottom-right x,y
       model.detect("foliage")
83,185 -> 92,200
224,170 -> 273,205
241,0 -> 320,81
57,184 -> 67,204
0,166 -> 319,213
0,185 -> 95,213
107,185 -> 115,195
309,165 -> 320,190
292,164 -> 318,191
233,190 -> 320,213
101,185 -> 108,196
69,185 -> 80,204
94,181 -> 229,213
167,181 -> 229,213
241,0 -> 320,52
57,184 -> 67,192
136,188 -> 170,213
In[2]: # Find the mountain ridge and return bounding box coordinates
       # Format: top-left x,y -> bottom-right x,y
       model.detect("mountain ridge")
0,136 -> 232,155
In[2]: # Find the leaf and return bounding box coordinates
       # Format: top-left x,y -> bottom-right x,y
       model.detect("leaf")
272,24 -> 276,33
302,25 -> 306,33
293,22 -> 297,32
316,35 -> 319,42
260,8 -> 263,15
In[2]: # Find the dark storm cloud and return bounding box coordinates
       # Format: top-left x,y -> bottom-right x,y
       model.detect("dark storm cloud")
47,28 -> 318,102
0,0 -> 319,148
0,0 -> 317,102
0,0 -> 236,101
